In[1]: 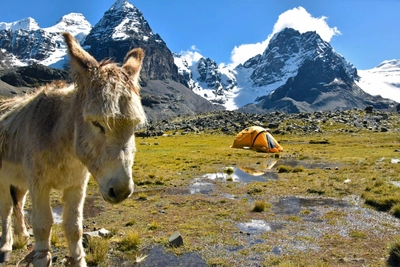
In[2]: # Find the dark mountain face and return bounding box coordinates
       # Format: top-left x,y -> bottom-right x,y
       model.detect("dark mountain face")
242,28 -> 358,88
80,0 -> 219,119
0,64 -> 69,88
239,28 -> 396,113
83,0 -> 182,83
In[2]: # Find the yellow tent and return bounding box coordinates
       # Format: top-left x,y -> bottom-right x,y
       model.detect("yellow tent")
231,126 -> 283,153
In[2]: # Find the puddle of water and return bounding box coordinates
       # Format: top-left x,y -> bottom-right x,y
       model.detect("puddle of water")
271,246 -> 283,255
273,196 -> 350,216
231,167 -> 278,182
276,159 -> 339,169
189,180 -> 214,194
237,219 -> 284,235
25,206 -> 64,225
203,167 -> 278,183
134,245 -> 208,267
186,167 -> 279,196
52,206 -> 63,224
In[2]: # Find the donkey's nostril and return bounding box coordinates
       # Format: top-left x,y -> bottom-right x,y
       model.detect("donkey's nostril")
108,187 -> 117,200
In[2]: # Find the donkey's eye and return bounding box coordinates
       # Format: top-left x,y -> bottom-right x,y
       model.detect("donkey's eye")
92,121 -> 105,134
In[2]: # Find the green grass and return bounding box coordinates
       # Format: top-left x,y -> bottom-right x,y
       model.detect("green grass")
252,200 -> 268,212
5,115 -> 400,266
85,237 -> 109,265
118,230 -> 141,252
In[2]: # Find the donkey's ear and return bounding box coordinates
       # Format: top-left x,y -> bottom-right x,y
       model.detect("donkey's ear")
63,32 -> 98,76
122,48 -> 145,85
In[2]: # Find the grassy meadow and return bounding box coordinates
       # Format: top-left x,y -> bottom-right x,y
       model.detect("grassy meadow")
4,113 -> 400,266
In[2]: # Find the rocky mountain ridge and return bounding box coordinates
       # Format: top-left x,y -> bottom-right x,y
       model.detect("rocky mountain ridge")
0,0 -> 398,119
0,0 -> 219,120
0,13 -> 91,68
175,28 -> 396,112
136,108 -> 399,137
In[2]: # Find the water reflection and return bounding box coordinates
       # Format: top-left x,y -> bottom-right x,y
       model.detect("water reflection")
237,219 -> 284,234
276,159 -> 339,169
202,167 -> 278,183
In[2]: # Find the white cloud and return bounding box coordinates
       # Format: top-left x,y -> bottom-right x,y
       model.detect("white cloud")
229,6 -> 341,67
179,46 -> 203,66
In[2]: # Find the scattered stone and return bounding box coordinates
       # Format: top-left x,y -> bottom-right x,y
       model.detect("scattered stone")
136,110 -> 397,137
168,231 -> 184,247
365,106 -> 373,113
82,230 -> 100,248
139,142 -> 150,145
98,228 -> 112,238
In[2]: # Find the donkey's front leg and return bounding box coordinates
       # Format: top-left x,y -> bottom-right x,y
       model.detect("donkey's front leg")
0,184 -> 14,263
30,185 -> 53,266
62,183 -> 88,267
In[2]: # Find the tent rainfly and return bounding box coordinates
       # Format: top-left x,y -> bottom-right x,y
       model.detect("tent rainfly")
231,126 -> 283,153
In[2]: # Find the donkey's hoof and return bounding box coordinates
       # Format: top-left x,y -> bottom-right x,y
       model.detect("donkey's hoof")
32,251 -> 52,267
62,256 -> 87,267
17,250 -> 51,267
0,251 -> 11,263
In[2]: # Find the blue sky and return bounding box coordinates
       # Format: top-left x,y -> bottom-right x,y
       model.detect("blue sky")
0,0 -> 399,69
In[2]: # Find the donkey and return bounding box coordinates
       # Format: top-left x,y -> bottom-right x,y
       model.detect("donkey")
0,32 -> 146,266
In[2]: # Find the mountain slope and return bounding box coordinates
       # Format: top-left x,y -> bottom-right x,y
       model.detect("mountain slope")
356,59 -> 400,103
0,13 -> 91,68
176,28 -> 396,113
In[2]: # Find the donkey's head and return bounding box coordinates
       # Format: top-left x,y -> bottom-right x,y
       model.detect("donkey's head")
63,32 -> 146,204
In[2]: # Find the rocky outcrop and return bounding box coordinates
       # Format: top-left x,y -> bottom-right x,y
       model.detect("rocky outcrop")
141,79 -> 224,121
0,64 -> 69,88
137,109 -> 398,137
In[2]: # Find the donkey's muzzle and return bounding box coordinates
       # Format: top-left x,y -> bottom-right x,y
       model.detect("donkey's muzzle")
104,178 -> 134,204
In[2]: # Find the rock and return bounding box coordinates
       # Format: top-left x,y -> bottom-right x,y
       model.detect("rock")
168,231 -> 183,247
98,228 -> 112,238
82,231 -> 100,248
134,109 -> 397,137
365,106 -> 373,113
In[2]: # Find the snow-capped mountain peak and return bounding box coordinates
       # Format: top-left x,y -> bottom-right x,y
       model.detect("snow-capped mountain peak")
374,59 -> 400,72
43,13 -> 92,42
356,59 -> 400,103
110,0 -> 135,11
0,12 -> 92,69
85,0 -> 154,42
0,17 -> 40,31
175,28 -> 360,110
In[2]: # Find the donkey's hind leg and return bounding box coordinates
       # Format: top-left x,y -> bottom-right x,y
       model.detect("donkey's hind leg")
10,186 -> 30,245
0,184 -> 14,263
